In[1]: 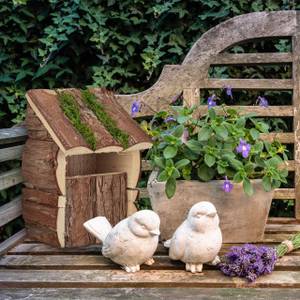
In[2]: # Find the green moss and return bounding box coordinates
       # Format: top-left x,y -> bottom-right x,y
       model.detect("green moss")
81,89 -> 129,148
57,91 -> 97,150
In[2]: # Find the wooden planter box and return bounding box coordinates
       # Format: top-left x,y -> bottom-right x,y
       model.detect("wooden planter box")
147,171 -> 274,243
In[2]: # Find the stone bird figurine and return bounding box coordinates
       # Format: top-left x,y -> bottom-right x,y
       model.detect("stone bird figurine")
164,201 -> 222,273
83,210 -> 160,272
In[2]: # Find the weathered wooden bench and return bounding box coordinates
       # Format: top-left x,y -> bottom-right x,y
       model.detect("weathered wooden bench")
1,10 -> 300,299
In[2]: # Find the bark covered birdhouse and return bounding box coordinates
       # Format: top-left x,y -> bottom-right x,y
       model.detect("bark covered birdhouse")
22,88 -> 152,248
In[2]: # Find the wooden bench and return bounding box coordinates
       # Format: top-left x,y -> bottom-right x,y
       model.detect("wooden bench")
1,10 -> 300,299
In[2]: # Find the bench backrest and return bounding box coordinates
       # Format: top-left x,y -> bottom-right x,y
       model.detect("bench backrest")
0,11 -> 299,252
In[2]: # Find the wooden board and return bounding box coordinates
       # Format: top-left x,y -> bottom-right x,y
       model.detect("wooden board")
65,172 -> 127,247
1,288 -> 300,300
22,138 -> 59,193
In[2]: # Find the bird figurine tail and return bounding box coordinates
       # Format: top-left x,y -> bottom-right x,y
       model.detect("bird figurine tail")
83,216 -> 112,243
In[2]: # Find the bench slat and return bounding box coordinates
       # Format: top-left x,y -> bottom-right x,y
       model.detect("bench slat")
1,269 -> 300,288
0,145 -> 24,162
213,52 -> 293,65
0,195 -> 22,227
0,229 -> 26,256
198,105 -> 294,117
0,168 -> 23,191
1,287 -> 299,300
0,254 -> 299,271
0,127 -> 27,145
205,79 -> 293,90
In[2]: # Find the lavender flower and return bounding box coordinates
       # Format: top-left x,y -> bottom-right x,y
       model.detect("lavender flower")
165,116 -> 176,123
181,129 -> 189,144
258,96 -> 269,108
219,244 -> 277,282
224,85 -> 233,98
131,99 -> 141,117
223,176 -> 233,193
208,94 -> 217,109
236,139 -> 251,158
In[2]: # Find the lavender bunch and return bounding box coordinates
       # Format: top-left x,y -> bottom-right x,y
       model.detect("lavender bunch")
219,244 -> 277,282
276,232 -> 300,258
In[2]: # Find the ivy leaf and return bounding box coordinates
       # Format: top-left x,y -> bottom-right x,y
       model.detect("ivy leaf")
172,125 -> 184,138
243,178 -> 254,196
166,177 -> 176,199
163,145 -> 177,159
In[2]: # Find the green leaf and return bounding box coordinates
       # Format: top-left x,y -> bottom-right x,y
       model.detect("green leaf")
185,140 -> 202,153
262,176 -> 272,192
198,127 -> 212,141
197,164 -> 215,181
243,178 -> 254,196
154,157 -> 165,169
215,125 -> 228,140
208,108 -> 216,120
163,145 -> 177,159
166,177 -> 176,199
204,154 -> 215,167
158,170 -> 168,182
233,172 -> 243,183
217,165 -> 225,174
171,168 -> 180,178
172,125 -> 184,138
250,128 -> 260,140
175,159 -> 190,169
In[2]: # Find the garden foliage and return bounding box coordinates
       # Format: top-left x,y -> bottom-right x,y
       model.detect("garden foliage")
0,0 -> 298,127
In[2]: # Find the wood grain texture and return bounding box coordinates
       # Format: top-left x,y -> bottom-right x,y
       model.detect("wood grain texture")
65,172 -> 127,247
1,254 -> 300,271
0,195 -> 22,227
22,138 -> 59,193
293,17 -> 300,220
0,126 -> 27,145
2,269 -> 300,288
0,145 -> 23,163
0,229 -> 26,256
2,288 -> 300,300
212,52 -> 293,65
197,105 -> 294,117
0,168 -> 23,191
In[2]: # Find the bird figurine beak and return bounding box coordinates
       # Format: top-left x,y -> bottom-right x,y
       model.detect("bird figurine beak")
150,229 -> 160,236
207,211 -> 216,218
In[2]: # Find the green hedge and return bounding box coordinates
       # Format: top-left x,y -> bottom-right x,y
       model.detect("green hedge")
0,0 -> 299,127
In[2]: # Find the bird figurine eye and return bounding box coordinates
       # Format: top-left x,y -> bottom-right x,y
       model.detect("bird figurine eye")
196,212 -> 204,218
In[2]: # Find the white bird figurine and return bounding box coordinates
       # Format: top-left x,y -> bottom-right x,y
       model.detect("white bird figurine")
83,210 -> 160,272
164,201 -> 222,273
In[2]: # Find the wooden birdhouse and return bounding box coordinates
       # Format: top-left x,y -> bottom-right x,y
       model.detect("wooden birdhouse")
22,88 -> 151,248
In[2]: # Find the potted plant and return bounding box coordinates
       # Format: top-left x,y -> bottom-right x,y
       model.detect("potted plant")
144,97 -> 289,243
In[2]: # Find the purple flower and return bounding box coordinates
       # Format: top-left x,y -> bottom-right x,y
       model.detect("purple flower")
236,139 -> 251,158
219,244 -> 277,282
208,94 -> 217,109
131,99 -> 141,117
258,96 -> 269,108
181,129 -> 189,144
223,176 -> 233,193
165,116 -> 176,123
224,85 -> 233,98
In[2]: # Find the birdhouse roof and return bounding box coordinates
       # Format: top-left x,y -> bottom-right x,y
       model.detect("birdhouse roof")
26,88 -> 152,155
